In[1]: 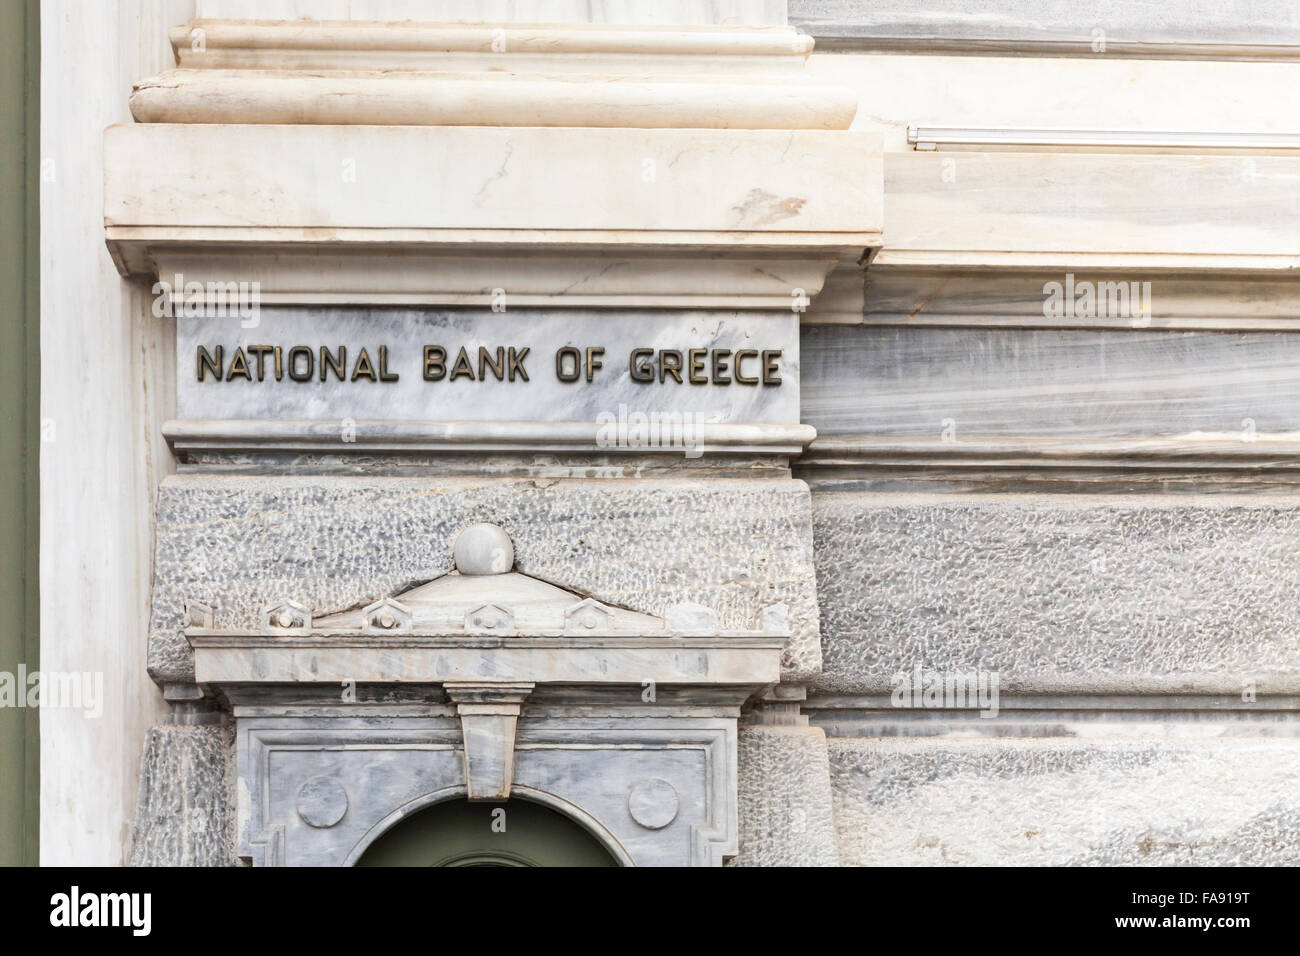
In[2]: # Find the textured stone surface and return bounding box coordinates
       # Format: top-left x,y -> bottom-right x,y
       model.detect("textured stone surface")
149,475 -> 820,684
731,725 -> 838,866
131,720 -> 238,867
812,492 -> 1300,694
829,736 -> 1300,866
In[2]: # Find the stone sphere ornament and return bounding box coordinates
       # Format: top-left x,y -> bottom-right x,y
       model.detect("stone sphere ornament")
453,523 -> 514,575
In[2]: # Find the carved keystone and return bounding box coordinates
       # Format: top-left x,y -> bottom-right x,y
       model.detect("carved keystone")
444,682 -> 534,801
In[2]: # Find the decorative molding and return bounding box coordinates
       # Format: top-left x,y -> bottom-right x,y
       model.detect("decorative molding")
909,126 -> 1300,154
105,18 -> 879,321
791,0 -> 1300,60
213,522 -> 776,865
805,694 -> 1300,740
563,597 -> 615,634
874,251 -> 1300,273
465,603 -> 514,634
143,248 -> 841,310
109,19 -> 878,307
295,776 -> 349,829
132,71 -> 857,130
134,18 -> 854,130
189,633 -> 787,685
163,419 -> 818,457
856,268 -> 1300,331
516,720 -> 738,866
167,19 -> 817,72
797,436 -> 1300,474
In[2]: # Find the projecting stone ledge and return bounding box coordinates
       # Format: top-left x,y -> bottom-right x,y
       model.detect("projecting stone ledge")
104,124 -> 881,307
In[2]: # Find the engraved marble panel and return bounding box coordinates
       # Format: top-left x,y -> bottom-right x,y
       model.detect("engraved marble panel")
178,307 -> 799,425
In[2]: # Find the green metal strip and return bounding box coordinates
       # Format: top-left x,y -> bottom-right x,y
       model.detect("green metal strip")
0,0 -> 39,867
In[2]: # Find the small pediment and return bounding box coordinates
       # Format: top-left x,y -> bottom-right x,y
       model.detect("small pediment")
312,524 -> 667,637
262,599 -> 311,634
360,597 -> 412,634
564,598 -> 613,633
465,603 -> 513,633
189,526 -> 791,642
314,571 -> 664,637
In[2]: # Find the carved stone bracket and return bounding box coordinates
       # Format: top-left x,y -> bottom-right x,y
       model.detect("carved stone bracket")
444,681 -> 535,801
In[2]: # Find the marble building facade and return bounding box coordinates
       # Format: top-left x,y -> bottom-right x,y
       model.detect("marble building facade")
39,0 -> 1300,865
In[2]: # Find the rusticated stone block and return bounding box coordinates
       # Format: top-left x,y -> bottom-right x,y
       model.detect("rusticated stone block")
732,725 -> 838,866
812,492 -> 1300,694
131,720 -> 238,867
829,736 -> 1300,866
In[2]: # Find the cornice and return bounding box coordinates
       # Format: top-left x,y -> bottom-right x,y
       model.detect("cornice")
104,122 -> 881,307
130,18 -> 855,129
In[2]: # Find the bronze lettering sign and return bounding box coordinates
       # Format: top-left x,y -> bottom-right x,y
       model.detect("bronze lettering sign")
196,345 -> 783,386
